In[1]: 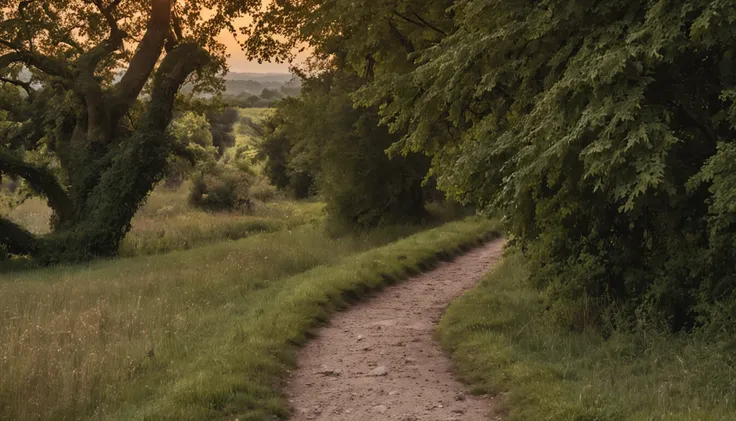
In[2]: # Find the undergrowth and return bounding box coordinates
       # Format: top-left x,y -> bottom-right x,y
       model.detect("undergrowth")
438,253 -> 736,421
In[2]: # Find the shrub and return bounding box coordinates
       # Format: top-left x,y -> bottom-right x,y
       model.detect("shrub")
164,111 -> 218,189
188,167 -> 254,212
261,71 -> 429,226
249,177 -> 279,203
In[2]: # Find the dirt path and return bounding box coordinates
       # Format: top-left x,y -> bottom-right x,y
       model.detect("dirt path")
286,239 -> 505,421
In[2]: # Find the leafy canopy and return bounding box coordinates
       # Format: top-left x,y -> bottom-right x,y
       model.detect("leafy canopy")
253,0 -> 736,332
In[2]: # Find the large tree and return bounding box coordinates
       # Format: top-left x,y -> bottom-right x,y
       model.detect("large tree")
251,0 -> 736,331
0,0 -> 259,262
354,0 -> 736,331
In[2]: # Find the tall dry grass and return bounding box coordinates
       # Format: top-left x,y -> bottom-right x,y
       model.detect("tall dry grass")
0,221 -> 436,421
2,183 -> 324,258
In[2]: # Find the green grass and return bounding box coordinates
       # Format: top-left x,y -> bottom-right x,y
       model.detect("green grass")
3,196 -> 53,235
0,217 -> 500,421
438,253 -> 736,421
120,184 -> 323,257
237,107 -> 274,122
231,107 -> 273,164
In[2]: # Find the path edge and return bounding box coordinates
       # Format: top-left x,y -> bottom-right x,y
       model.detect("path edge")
278,220 -> 505,418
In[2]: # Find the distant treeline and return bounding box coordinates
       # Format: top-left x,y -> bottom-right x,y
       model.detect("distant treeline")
181,74 -> 302,108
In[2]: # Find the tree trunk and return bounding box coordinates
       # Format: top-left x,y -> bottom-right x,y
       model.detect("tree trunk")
39,43 -> 210,262
0,219 -> 41,256
0,1 -> 211,263
0,43 -> 209,264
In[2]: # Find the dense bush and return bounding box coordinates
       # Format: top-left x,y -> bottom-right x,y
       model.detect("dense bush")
356,0 -> 736,333
164,112 -> 218,189
249,177 -> 279,203
188,167 -> 254,212
259,102 -> 316,199
205,107 -> 239,155
261,71 -> 429,226
250,0 -> 736,333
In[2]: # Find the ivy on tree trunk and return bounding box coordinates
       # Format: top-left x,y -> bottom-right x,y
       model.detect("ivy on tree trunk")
0,0 -> 213,262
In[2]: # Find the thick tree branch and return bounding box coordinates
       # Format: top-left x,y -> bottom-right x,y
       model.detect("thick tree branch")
0,51 -> 73,81
0,217 -> 41,255
0,77 -> 34,97
145,42 -> 210,129
113,0 -> 172,111
0,150 -> 74,224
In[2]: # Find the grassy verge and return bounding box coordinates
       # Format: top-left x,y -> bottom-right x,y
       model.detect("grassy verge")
0,218 -> 500,421
438,253 -> 736,421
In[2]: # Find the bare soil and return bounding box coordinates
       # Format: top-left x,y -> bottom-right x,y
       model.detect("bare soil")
286,239 -> 505,421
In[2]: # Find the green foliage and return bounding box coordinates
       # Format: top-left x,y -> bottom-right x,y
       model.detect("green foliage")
164,111 -> 218,188
256,0 -> 736,331
205,107 -> 240,155
259,88 -> 283,101
261,71 -> 430,227
259,97 -> 317,198
249,177 -> 279,203
188,166 -> 254,212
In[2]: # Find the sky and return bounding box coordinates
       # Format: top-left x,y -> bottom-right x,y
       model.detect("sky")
227,56 -> 291,74
216,15 -> 300,74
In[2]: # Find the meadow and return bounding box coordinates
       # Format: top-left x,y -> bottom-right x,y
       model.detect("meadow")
3,183 -> 323,259
5,2 -> 734,421
0,171 -> 500,421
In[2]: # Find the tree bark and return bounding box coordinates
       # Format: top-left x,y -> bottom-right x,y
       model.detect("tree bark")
113,0 -> 173,119
0,51 -> 73,81
45,43 -> 210,261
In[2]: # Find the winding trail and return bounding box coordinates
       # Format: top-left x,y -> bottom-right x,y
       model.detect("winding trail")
286,239 -> 505,421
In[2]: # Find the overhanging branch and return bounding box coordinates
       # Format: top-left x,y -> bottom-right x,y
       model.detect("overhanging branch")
0,150 -> 74,224
0,217 -> 41,256
0,77 -> 34,97
392,10 -> 447,36
0,51 -> 73,81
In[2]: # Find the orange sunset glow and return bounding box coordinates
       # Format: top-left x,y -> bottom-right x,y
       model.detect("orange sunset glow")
214,13 -> 303,74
